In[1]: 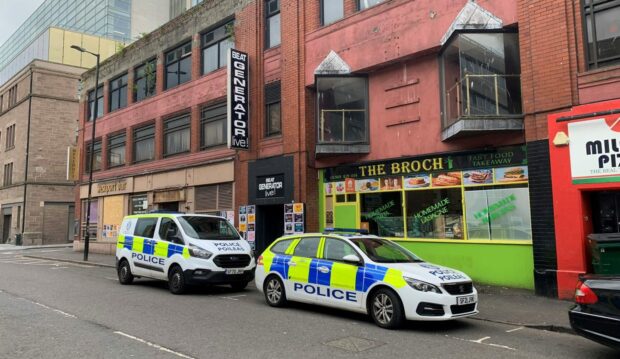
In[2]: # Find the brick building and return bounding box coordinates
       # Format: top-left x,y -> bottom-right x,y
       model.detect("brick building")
0,60 -> 83,244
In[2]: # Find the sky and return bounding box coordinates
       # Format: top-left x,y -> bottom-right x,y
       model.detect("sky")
0,0 -> 46,47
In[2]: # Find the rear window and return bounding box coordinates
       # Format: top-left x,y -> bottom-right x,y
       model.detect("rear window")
271,239 -> 293,254
134,218 -> 158,238
292,237 -> 321,258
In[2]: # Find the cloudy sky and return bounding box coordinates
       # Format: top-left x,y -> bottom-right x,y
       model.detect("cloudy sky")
0,0 -> 45,47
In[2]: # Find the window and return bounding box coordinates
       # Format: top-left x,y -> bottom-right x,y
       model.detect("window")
164,115 -> 190,156
85,139 -> 102,172
159,218 -> 183,244
292,237 -> 321,258
134,217 -> 158,238
88,85 -> 104,121
317,76 -> 368,144
202,22 -> 234,74
271,239 -> 293,254
165,41 -> 192,89
5,124 -> 15,150
323,238 -> 358,262
583,0 -> 620,68
8,85 -> 17,107
195,182 -> 233,212
265,82 -> 281,136
109,73 -> 128,112
201,102 -> 227,148
406,188 -> 464,239
360,192 -> 404,237
265,0 -> 281,48
3,163 -> 13,186
107,132 -> 126,168
0,94 -> 3,112
133,124 -> 155,163
358,0 -> 383,10
134,59 -> 157,102
321,0 -> 344,25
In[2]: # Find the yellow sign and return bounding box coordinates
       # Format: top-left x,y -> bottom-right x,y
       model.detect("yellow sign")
66,147 -> 79,181
96,180 -> 128,195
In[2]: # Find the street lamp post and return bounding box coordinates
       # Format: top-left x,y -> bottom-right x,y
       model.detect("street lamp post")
71,45 -> 100,262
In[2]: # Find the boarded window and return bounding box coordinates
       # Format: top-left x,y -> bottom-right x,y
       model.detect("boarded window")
195,182 -> 233,211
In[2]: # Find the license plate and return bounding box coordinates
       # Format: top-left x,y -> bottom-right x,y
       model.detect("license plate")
225,269 -> 244,275
456,295 -> 476,305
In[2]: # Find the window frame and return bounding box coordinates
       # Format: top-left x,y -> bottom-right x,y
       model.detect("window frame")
164,40 -> 193,90
201,20 -> 234,75
265,0 -> 281,49
320,0 -> 344,26
200,102 -> 227,149
3,162 -> 13,186
582,0 -> 620,69
291,236 -> 322,258
85,138 -> 102,173
321,237 -> 362,263
133,123 -> 155,164
357,0 -> 384,11
107,132 -> 126,168
108,73 -> 128,112
163,114 -> 191,157
134,58 -> 157,102
134,217 -> 158,239
265,81 -> 281,137
5,124 -> 15,150
87,84 -> 104,121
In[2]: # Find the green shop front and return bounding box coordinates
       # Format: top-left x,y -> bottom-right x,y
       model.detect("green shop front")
319,145 -> 534,289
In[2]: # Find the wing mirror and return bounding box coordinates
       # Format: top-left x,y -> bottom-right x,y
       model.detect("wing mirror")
342,254 -> 362,265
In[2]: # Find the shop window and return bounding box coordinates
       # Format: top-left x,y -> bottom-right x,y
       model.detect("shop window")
292,237 -> 321,258
3,162 -> 13,186
165,41 -> 192,89
133,124 -> 155,163
321,0 -> 344,25
358,0 -> 383,11
195,182 -> 233,212
440,32 -> 522,132
464,185 -> 532,240
202,21 -> 234,74
201,102 -> 227,148
360,192 -> 404,237
85,139 -> 102,173
164,114 -> 190,157
81,199 -> 98,240
109,73 -> 128,112
108,132 -> 125,168
336,194 -> 356,203
316,76 -> 368,153
265,81 -> 281,137
265,0 -> 281,48
88,85 -> 104,121
5,124 -> 15,150
584,1 -> 620,69
134,59 -> 156,102
406,188 -> 464,239
134,217 -> 158,238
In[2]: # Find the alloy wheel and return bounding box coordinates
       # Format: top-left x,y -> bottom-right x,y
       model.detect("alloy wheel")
373,293 -> 394,325
266,278 -> 282,304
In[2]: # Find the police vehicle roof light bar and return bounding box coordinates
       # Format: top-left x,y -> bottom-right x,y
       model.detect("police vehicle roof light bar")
323,227 -> 369,235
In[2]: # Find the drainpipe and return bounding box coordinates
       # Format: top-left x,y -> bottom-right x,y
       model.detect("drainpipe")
20,68 -> 33,245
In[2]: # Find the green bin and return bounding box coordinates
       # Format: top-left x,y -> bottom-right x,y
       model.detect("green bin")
587,233 -> 620,275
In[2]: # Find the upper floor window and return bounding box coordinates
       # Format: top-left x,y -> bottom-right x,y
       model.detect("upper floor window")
164,114 -> 190,156
8,85 -> 17,107
134,59 -> 156,102
201,102 -> 227,148
0,94 -> 3,112
321,0 -> 344,25
266,0 -> 281,48
165,41 -> 192,89
202,22 -> 234,74
265,81 -> 281,137
134,124 -> 155,163
317,76 -> 368,144
109,73 -> 128,112
108,132 -> 126,168
358,0 -> 383,11
5,124 -> 15,150
584,0 -> 620,69
3,163 -> 13,186
88,85 -> 104,121
85,139 -> 102,173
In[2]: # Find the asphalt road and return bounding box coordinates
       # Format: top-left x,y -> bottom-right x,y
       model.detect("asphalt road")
0,249 -> 618,359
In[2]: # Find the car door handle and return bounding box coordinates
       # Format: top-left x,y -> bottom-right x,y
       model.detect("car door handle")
318,266 -> 330,274
288,261 -> 297,267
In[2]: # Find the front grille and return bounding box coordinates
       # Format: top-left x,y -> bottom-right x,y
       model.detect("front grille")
416,302 -> 445,316
213,254 -> 251,268
442,282 -> 473,295
451,303 -> 476,315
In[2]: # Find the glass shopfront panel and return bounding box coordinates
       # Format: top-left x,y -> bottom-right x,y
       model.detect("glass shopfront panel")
406,188 -> 464,239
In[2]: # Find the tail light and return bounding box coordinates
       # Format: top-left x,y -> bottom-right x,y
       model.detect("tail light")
257,255 -> 264,266
575,281 -> 598,305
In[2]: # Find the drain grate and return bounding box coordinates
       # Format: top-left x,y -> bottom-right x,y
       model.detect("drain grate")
324,336 -> 384,353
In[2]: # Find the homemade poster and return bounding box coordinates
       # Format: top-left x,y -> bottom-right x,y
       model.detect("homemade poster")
284,203 -> 305,234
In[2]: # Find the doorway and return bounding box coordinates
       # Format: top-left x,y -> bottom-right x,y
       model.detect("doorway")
158,202 -> 180,212
3,214 -> 11,243
590,191 -> 620,233
256,204 -> 284,254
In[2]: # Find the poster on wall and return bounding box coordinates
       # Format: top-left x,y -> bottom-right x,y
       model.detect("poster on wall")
239,205 -> 256,248
568,118 -> 620,184
284,203 -> 304,234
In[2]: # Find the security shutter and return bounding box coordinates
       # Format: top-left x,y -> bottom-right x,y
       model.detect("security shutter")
195,182 -> 233,211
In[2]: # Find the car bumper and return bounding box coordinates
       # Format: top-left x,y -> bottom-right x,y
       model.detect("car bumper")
183,269 -> 255,286
401,288 -> 479,321
569,306 -> 620,350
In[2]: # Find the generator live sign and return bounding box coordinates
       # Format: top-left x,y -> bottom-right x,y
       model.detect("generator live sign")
227,48 -> 249,150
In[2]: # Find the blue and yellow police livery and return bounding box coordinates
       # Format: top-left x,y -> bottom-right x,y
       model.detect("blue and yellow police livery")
255,231 -> 478,329
116,213 -> 255,294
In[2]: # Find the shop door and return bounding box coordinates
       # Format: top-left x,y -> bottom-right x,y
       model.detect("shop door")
591,191 -> 620,233
3,214 -> 11,243
256,204 -> 284,253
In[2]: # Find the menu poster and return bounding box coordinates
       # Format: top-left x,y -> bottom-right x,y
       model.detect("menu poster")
284,203 -> 305,234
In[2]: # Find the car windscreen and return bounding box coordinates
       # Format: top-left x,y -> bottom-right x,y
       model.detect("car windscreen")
177,216 -> 240,241
349,237 -> 422,263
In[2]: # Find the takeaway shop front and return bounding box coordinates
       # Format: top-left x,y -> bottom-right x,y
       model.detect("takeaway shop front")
548,98 -> 620,299
319,145 -> 535,289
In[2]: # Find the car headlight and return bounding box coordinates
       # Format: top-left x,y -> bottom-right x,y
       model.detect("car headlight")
188,245 -> 212,259
404,277 -> 442,294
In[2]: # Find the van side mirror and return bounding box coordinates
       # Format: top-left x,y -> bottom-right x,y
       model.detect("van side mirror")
342,254 -> 362,265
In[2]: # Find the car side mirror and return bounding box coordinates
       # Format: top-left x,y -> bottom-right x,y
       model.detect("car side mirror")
342,254 -> 362,265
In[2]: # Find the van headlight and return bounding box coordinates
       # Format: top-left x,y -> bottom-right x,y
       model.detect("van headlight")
404,277 -> 442,294
189,245 -> 212,259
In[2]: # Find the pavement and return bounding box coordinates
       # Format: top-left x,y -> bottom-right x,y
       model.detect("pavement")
1,244 -> 575,334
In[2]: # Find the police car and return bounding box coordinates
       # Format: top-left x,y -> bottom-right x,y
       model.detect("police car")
255,229 -> 478,329
116,213 -> 255,294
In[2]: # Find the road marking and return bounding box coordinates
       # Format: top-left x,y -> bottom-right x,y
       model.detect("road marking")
472,336 -> 490,343
218,294 -> 247,301
506,326 -> 524,333
104,277 -> 117,281
446,335 -> 516,351
17,297 -> 78,319
114,331 -> 196,359
37,250 -> 63,253
50,267 -> 69,270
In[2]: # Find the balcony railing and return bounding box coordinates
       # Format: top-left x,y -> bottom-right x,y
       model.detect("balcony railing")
444,74 -> 522,129
319,109 -> 367,143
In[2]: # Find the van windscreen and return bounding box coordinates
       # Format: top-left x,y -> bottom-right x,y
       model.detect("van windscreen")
178,216 -> 240,240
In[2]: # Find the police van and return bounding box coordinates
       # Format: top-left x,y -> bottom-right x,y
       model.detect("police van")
116,213 -> 255,294
255,230 -> 478,329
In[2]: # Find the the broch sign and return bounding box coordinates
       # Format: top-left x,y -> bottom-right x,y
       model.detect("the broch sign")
227,48 -> 249,150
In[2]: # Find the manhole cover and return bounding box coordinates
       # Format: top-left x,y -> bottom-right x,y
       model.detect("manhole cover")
324,336 -> 384,352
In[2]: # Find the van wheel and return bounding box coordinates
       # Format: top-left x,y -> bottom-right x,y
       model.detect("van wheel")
168,266 -> 187,295
369,288 -> 405,329
263,275 -> 287,307
117,259 -> 134,285
231,281 -> 248,291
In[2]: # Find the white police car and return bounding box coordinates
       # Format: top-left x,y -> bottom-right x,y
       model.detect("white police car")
255,230 -> 478,328
116,213 -> 255,294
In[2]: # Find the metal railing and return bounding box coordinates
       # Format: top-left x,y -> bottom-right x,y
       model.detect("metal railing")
319,109 -> 367,143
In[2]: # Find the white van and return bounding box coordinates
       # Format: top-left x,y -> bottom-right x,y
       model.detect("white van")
116,213 -> 255,294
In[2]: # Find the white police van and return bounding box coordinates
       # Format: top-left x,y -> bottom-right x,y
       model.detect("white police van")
116,213 -> 255,294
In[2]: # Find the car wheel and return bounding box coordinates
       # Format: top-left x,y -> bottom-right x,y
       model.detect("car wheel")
168,266 -> 187,295
230,281 -> 248,291
263,275 -> 287,307
370,288 -> 405,329
117,259 -> 134,285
